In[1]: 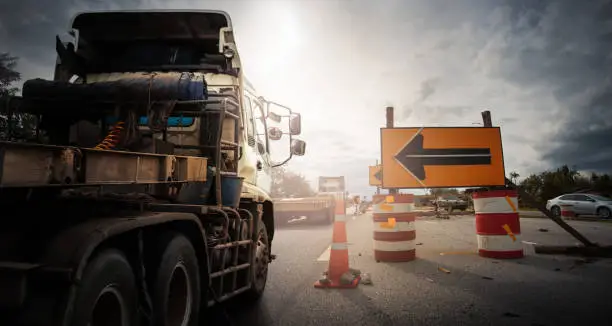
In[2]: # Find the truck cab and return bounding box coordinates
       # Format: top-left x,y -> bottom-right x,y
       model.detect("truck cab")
56,10 -> 305,203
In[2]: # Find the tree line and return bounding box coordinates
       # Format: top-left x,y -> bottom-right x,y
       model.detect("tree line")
427,166 -> 612,208
0,52 -> 37,141
517,165 -> 612,206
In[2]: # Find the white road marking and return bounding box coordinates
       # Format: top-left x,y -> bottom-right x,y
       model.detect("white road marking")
521,241 -> 537,245
317,245 -> 331,261
424,221 -> 437,224
287,216 -> 307,224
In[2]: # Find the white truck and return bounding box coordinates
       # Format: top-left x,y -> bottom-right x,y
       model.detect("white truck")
435,195 -> 469,211
273,193 -> 336,225
0,10 -> 305,326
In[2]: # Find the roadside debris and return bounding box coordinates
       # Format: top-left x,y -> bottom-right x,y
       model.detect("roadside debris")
416,242 -> 423,245
481,276 -> 493,280
360,273 -> 373,285
426,277 -> 435,283
438,267 -> 451,274
538,228 -> 549,232
332,268 -> 362,285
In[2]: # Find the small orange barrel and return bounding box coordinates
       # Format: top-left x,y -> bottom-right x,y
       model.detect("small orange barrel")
560,205 -> 575,219
372,194 -> 416,262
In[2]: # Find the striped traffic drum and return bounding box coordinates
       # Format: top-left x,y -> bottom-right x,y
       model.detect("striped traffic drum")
473,189 -> 523,259
560,204 -> 575,220
372,194 -> 416,262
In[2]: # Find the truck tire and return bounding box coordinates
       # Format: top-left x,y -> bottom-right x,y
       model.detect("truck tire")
70,249 -> 138,326
242,221 -> 270,302
149,232 -> 201,326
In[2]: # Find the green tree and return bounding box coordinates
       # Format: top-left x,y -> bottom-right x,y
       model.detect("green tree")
0,53 -> 37,141
0,52 -> 21,96
509,171 -> 520,184
518,165 -> 612,207
428,188 -> 459,197
270,166 -> 315,198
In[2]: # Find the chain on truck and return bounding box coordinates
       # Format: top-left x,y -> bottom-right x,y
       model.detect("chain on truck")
0,10 -> 306,326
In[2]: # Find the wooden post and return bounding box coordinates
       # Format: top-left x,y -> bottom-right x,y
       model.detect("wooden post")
480,110 -> 596,247
481,110 -> 492,128
386,107 -> 398,195
375,159 -> 381,195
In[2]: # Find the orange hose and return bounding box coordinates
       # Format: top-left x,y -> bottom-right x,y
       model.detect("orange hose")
94,121 -> 124,150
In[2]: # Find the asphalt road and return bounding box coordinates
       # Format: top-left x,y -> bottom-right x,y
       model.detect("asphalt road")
209,213 -> 612,326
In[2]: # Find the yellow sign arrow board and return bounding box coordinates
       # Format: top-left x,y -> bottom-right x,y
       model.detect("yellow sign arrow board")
369,165 -> 383,186
380,127 -> 505,189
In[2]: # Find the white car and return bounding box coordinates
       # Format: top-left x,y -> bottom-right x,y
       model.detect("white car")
545,193 -> 612,219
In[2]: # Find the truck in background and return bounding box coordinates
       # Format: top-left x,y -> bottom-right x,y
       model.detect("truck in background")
273,193 -> 336,225
0,10 -> 306,326
435,195 -> 469,211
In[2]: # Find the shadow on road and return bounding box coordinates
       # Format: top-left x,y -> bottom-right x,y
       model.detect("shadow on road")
338,289 -> 397,326
377,254 -> 612,326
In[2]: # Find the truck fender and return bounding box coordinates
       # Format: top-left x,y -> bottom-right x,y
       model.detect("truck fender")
39,212 -> 208,326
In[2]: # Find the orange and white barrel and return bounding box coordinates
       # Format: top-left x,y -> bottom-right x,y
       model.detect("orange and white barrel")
473,190 -> 523,259
372,194 -> 416,262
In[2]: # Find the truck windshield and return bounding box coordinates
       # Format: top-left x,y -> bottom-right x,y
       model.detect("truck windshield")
71,12 -> 233,74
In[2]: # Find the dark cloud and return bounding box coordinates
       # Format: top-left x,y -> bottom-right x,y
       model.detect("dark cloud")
494,0 -> 612,171
0,0 -> 141,77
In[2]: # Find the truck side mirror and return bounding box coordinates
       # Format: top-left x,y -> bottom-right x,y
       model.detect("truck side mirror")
268,127 -> 283,141
290,139 -> 306,156
289,113 -> 301,136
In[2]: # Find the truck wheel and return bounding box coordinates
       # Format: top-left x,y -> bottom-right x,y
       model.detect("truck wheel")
150,232 -> 201,326
70,249 -> 138,326
242,221 -> 270,302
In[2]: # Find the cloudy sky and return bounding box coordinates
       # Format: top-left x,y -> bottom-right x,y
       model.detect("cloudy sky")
1,0 -> 611,197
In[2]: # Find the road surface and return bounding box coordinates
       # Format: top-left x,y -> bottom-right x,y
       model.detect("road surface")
209,213 -> 612,326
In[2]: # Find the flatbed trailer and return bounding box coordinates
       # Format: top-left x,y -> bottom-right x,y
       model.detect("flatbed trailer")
273,195 -> 335,225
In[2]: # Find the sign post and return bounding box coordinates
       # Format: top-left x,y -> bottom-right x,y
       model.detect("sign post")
386,107 -> 398,194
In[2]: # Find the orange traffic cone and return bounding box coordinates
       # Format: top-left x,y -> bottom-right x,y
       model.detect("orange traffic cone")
314,192 -> 361,289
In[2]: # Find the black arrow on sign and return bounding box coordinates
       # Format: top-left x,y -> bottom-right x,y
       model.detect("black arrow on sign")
394,133 -> 491,181
374,169 -> 382,181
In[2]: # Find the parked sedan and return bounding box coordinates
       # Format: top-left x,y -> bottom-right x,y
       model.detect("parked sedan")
545,193 -> 612,218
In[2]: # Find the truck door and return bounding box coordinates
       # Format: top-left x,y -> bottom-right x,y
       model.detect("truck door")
240,94 -> 258,186
251,97 -> 272,194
